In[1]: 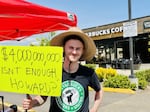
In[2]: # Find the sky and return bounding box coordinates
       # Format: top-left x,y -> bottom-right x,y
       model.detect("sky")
0,0 -> 150,45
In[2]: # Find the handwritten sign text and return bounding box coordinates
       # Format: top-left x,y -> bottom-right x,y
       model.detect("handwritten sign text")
0,46 -> 63,96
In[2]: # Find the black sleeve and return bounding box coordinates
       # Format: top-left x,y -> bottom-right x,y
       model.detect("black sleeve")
89,72 -> 101,92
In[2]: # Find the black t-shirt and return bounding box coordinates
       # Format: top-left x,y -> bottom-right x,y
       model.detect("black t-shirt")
49,64 -> 101,112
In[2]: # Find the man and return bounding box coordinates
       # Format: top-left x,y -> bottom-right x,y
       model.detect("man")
23,27 -> 103,112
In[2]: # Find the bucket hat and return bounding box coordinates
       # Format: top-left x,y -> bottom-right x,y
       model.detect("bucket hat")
50,27 -> 96,61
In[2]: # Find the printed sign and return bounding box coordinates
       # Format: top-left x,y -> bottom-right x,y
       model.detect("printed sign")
0,46 -> 63,96
123,21 -> 137,38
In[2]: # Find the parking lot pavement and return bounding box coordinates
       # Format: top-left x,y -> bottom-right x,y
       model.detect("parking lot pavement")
89,90 -> 133,111
0,87 -> 150,112
97,87 -> 150,112
0,91 -> 131,112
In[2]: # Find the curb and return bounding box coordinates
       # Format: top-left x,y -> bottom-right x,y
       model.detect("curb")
88,87 -> 135,94
103,87 -> 135,94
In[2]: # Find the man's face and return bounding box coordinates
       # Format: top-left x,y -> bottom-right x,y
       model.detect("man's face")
64,39 -> 84,62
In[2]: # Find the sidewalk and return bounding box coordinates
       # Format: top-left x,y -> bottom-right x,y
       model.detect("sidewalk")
116,64 -> 150,76
92,86 -> 150,112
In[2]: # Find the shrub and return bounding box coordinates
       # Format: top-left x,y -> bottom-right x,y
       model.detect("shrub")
103,75 -> 136,90
84,64 -> 96,70
143,69 -> 150,82
95,67 -> 117,82
138,80 -> 148,90
135,69 -> 150,89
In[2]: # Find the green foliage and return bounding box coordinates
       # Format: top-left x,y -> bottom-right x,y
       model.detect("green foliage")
95,67 -> 117,82
84,64 -> 96,70
143,69 -> 150,82
30,37 -> 50,46
103,75 -> 136,90
138,80 -> 148,89
30,32 -> 56,46
102,69 -> 150,90
85,66 -> 150,90
38,38 -> 50,46
135,69 -> 150,89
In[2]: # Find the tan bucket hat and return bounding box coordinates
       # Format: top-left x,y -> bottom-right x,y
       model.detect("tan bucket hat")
50,27 -> 96,61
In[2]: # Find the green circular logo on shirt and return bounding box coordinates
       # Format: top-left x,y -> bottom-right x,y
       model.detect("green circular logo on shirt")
56,80 -> 84,112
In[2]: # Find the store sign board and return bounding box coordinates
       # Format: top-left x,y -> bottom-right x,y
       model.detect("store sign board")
0,46 -> 63,96
85,26 -> 123,37
143,21 -> 150,29
123,21 -> 137,38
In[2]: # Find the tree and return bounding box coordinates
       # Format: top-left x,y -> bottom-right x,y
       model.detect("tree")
30,32 -> 56,46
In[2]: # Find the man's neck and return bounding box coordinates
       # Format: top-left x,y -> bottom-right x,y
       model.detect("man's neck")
63,60 -> 79,73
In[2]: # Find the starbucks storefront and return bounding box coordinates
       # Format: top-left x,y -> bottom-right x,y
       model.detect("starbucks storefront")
83,16 -> 150,68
